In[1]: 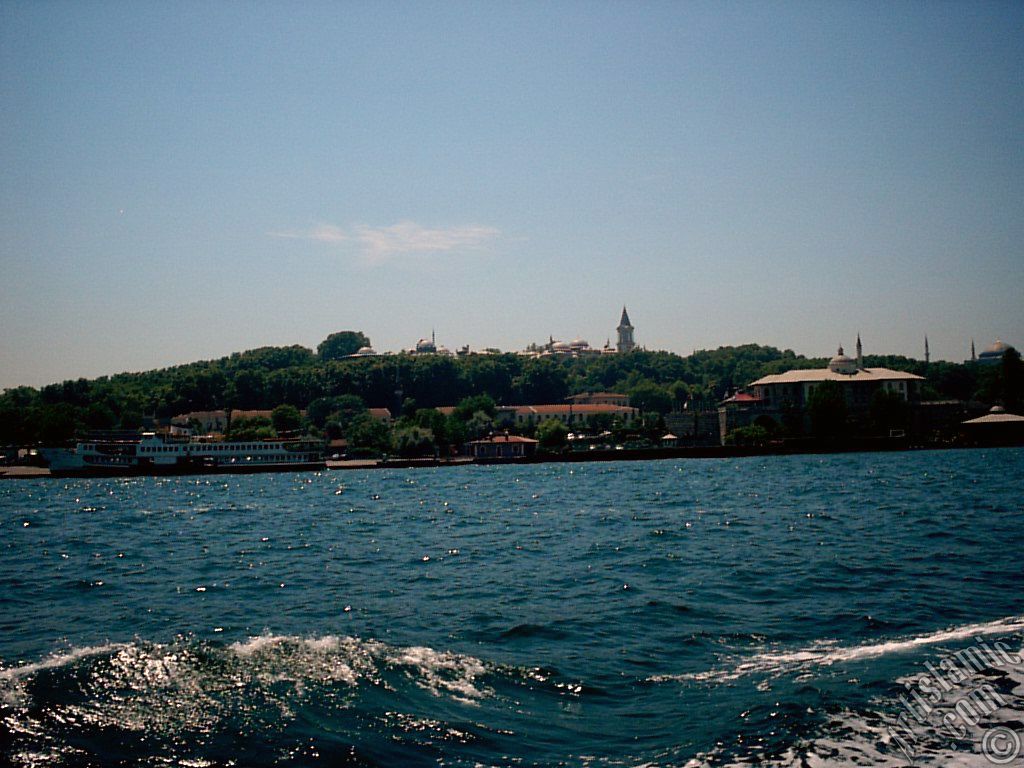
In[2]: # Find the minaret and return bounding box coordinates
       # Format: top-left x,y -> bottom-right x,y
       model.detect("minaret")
925,335 -> 930,365
856,333 -> 863,369
616,306 -> 635,353
971,339 -> 976,362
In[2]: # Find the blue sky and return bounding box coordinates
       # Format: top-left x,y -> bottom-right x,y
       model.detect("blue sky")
1,1 -> 1022,389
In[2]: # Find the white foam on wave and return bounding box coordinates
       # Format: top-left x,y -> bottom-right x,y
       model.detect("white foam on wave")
227,632 -> 489,702
676,629 -> 1024,767
682,661 -> 1024,768
651,614 -> 1024,685
0,642 -> 128,683
390,644 -> 489,704
227,633 -> 287,657
0,642 -> 129,707
2,631 -> 496,762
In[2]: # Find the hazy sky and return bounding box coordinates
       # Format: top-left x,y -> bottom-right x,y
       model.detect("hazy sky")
2,1 -> 1022,389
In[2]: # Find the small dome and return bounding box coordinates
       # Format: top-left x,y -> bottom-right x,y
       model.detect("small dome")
552,340 -> 572,351
415,338 -> 436,353
570,337 -> 589,348
828,345 -> 858,374
356,346 -> 376,356
991,405 -> 1006,413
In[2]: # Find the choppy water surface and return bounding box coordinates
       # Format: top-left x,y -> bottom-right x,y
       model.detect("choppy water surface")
1,448 -> 1022,766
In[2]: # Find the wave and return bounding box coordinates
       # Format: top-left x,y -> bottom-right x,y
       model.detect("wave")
0,633 -> 604,766
0,633 -> 503,766
0,643 -> 129,684
678,633 -> 1024,767
650,614 -> 1024,685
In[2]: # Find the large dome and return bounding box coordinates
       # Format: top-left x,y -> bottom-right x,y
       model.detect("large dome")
981,339 -> 1010,357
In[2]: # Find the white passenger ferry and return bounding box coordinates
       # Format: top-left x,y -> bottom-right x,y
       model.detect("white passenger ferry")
41,432 -> 325,477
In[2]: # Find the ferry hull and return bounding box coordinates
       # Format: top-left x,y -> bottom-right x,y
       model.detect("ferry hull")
48,460 -> 326,479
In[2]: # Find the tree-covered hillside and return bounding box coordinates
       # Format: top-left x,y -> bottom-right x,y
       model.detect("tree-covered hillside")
0,332 -> 1016,445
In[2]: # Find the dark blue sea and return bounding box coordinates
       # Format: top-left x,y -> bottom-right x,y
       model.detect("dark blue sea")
2,448 -> 1023,767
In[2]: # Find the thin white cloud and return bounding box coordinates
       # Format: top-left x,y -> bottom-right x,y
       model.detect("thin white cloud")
271,221 -> 499,262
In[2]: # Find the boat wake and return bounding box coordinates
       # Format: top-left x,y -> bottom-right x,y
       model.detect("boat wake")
664,616 -> 1024,767
649,614 -> 1024,685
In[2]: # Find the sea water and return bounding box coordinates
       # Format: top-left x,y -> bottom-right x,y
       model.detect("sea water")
1,448 -> 1022,766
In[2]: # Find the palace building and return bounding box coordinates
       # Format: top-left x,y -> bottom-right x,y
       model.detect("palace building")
748,339 -> 924,410
522,306 -> 637,358
718,336 -> 926,443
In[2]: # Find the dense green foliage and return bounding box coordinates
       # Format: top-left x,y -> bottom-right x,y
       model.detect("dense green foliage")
807,380 -> 848,439
317,331 -> 371,362
2,331 -> 1020,447
536,419 -> 570,449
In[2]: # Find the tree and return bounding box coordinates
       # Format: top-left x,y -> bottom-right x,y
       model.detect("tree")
725,425 -> 769,446
393,426 -> 435,458
869,390 -> 909,436
1002,348 -> 1023,412
753,414 -> 780,436
37,404 -> 80,444
512,359 -> 568,403
318,331 -> 371,362
347,413 -> 392,457
462,411 -> 493,441
668,380 -> 691,411
308,394 -> 365,428
452,394 -> 497,421
226,417 -> 275,441
414,408 -> 449,453
806,380 -> 848,439
536,418 -> 569,450
83,403 -> 117,430
628,380 -> 673,415
232,369 -> 266,409
271,404 -> 303,436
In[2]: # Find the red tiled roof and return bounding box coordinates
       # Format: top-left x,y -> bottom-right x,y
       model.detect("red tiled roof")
504,404 -> 636,415
722,393 -> 761,404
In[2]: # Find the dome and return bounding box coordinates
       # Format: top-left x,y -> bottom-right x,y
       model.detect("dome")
976,338 -> 1014,365
570,337 -> 589,348
552,340 -> 572,351
415,338 -> 436,353
980,339 -> 1010,357
828,345 -> 858,374
356,346 -> 376,356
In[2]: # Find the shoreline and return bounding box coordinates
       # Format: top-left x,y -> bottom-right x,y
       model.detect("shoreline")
3,439 -> 1019,480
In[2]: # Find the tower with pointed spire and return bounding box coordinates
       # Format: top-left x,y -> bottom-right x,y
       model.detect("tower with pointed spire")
925,335 -> 930,365
616,306 -> 635,353
971,339 -> 976,362
856,333 -> 863,369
